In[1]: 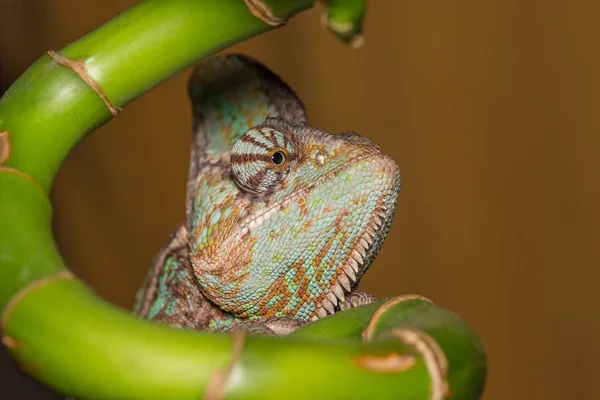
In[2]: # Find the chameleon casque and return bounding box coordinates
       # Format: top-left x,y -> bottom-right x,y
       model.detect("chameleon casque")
133,54 -> 401,336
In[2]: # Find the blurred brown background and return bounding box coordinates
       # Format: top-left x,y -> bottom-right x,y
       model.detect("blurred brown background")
1,1 -> 599,399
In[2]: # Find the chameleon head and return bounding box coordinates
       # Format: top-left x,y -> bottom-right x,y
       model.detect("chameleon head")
189,118 -> 400,321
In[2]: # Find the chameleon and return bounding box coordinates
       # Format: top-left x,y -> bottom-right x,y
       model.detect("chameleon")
133,54 -> 401,336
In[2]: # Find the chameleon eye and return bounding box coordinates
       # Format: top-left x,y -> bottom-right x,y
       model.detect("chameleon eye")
230,127 -> 296,196
271,151 -> 286,166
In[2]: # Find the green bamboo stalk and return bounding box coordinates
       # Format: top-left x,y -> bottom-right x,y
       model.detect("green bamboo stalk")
0,0 -> 487,398
320,0 -> 367,46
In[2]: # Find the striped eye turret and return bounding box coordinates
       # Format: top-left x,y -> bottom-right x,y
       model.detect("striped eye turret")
230,126 -> 297,196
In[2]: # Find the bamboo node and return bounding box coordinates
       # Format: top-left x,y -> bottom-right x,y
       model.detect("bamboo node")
0,166 -> 48,197
384,328 -> 450,400
318,3 -> 365,47
46,50 -> 121,117
0,131 -> 11,164
2,335 -> 21,349
321,15 -> 354,35
204,332 -> 246,400
243,0 -> 287,26
1,271 -> 75,332
362,294 -> 433,341
354,352 -> 417,373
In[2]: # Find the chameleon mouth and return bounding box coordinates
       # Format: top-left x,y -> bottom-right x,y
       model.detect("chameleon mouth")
309,203 -> 389,321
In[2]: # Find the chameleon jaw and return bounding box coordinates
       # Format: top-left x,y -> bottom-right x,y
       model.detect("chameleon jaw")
308,150 -> 400,321
310,204 -> 389,321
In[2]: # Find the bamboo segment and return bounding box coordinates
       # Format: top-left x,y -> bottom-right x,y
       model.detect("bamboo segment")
319,0 -> 367,46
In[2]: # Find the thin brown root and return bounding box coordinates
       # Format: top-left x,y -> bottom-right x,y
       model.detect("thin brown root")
47,50 -> 121,117
354,352 -> 416,373
0,131 -> 11,164
243,0 -> 287,26
1,271 -> 75,332
362,294 -> 433,341
0,166 -> 48,197
204,332 -> 246,400
384,328 -> 450,400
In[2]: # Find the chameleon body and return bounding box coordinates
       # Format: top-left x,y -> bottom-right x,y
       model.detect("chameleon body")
134,54 -> 401,335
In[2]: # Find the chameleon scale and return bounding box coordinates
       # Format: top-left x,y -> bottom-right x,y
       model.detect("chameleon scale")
134,54 -> 401,335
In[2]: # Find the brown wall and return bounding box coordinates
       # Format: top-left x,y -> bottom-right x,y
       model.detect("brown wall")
1,2 -> 599,399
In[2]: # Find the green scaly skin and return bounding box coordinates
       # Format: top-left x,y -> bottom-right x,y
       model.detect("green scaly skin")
134,54 -> 401,335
